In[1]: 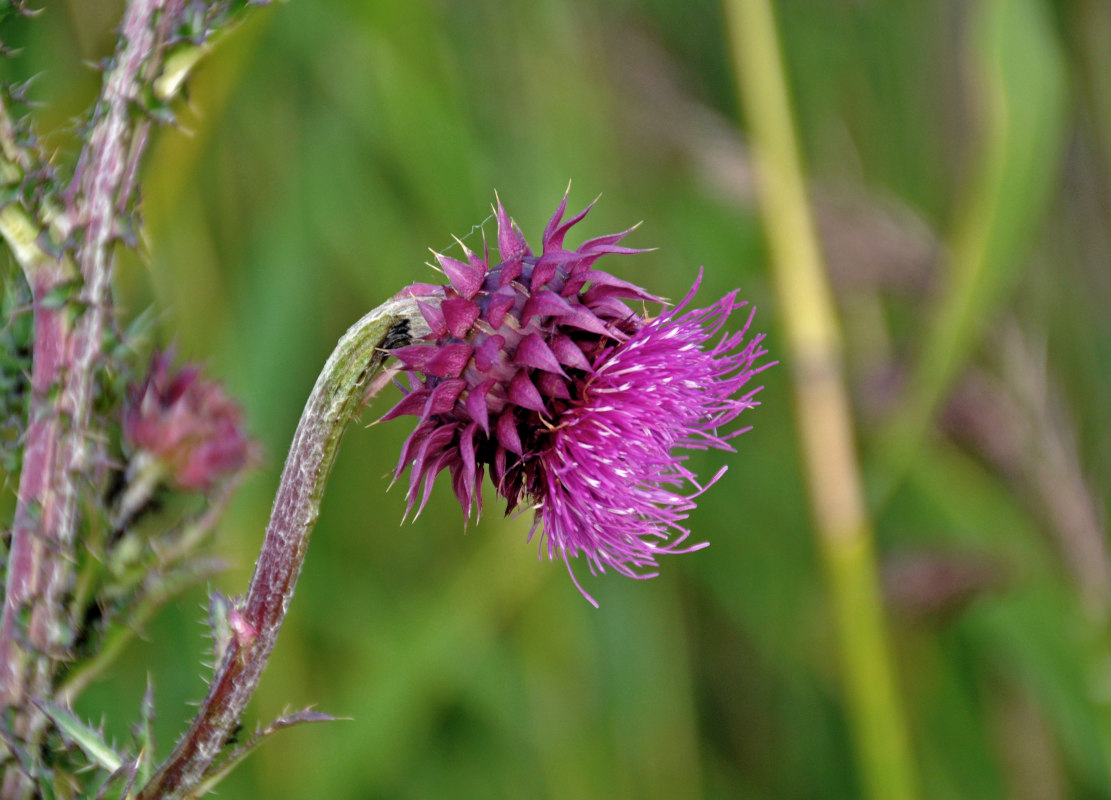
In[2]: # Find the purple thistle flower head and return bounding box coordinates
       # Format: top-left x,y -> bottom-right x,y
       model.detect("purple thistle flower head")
123,350 -> 257,491
385,193 -> 770,605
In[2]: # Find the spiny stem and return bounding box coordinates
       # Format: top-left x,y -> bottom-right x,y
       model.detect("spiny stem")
0,4 -> 185,795
0,2 -> 266,796
0,264 -> 73,702
136,294 -> 429,800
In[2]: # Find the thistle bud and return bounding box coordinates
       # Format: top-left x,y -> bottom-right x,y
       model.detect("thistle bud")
123,350 -> 255,493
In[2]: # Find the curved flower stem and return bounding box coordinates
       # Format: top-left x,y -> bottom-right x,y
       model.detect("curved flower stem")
136,294 -> 429,800
722,1 -> 919,798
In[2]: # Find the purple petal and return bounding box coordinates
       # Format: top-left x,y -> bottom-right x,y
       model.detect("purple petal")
550,334 -> 594,372
485,287 -> 517,329
457,422 -> 479,516
417,300 -> 447,338
393,420 -> 432,480
579,225 -> 639,253
514,333 -> 567,376
581,270 -> 661,303
541,190 -> 569,250
545,197 -> 597,251
497,257 -> 523,287
399,282 -> 444,298
530,259 -> 559,291
424,343 -> 474,378
585,295 -> 636,323
581,243 -> 649,257
409,423 -> 456,482
442,296 -> 480,338
508,369 -> 546,412
474,335 -> 506,372
392,344 -> 438,372
560,272 -> 589,297
520,289 -> 574,326
531,249 -> 579,291
435,251 -> 484,299
413,450 -> 455,518
451,235 -> 487,273
496,198 -> 527,265
465,379 -> 495,434
425,378 -> 467,415
556,306 -> 618,339
380,389 -> 431,421
392,421 -> 433,489
535,372 -> 571,399
495,408 -> 523,455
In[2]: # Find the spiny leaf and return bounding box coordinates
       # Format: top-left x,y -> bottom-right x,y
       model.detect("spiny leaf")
186,708 -> 343,799
207,589 -> 232,667
132,677 -> 156,787
0,716 -> 36,782
94,757 -> 139,800
33,698 -> 124,773
35,769 -> 62,800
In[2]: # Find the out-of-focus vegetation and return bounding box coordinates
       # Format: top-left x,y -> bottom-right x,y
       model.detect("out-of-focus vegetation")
3,0 -> 1111,797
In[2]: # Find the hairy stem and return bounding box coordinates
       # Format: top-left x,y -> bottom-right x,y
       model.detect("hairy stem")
54,0 -> 187,617
137,294 -> 428,800
0,264 -> 73,703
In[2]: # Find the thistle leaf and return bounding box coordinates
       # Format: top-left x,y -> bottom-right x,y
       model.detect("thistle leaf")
186,709 -> 342,799
94,758 -> 139,800
33,698 -> 124,773
207,590 -> 233,666
132,678 -> 157,787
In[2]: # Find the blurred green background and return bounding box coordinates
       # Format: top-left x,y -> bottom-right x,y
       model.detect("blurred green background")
7,0 -> 1111,797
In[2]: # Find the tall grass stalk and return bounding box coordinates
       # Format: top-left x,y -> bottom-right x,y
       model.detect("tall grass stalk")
722,1 -> 918,797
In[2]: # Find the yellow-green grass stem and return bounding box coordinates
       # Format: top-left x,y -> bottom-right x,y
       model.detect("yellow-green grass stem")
723,1 -> 918,797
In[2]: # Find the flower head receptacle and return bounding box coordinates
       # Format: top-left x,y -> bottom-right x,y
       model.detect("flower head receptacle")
385,194 -> 770,605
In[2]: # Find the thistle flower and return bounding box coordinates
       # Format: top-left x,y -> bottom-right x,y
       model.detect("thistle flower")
385,194 -> 769,605
123,350 -> 255,493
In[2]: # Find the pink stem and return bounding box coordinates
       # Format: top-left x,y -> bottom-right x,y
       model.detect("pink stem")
0,266 -> 71,705
136,298 -> 426,800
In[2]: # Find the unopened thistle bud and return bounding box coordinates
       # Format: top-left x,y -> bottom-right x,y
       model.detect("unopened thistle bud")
122,350 -> 255,497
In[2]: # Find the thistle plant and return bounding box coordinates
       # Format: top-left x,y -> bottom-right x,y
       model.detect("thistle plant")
0,1 -> 769,798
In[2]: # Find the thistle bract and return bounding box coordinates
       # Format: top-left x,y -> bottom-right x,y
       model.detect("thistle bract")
386,195 -> 769,605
